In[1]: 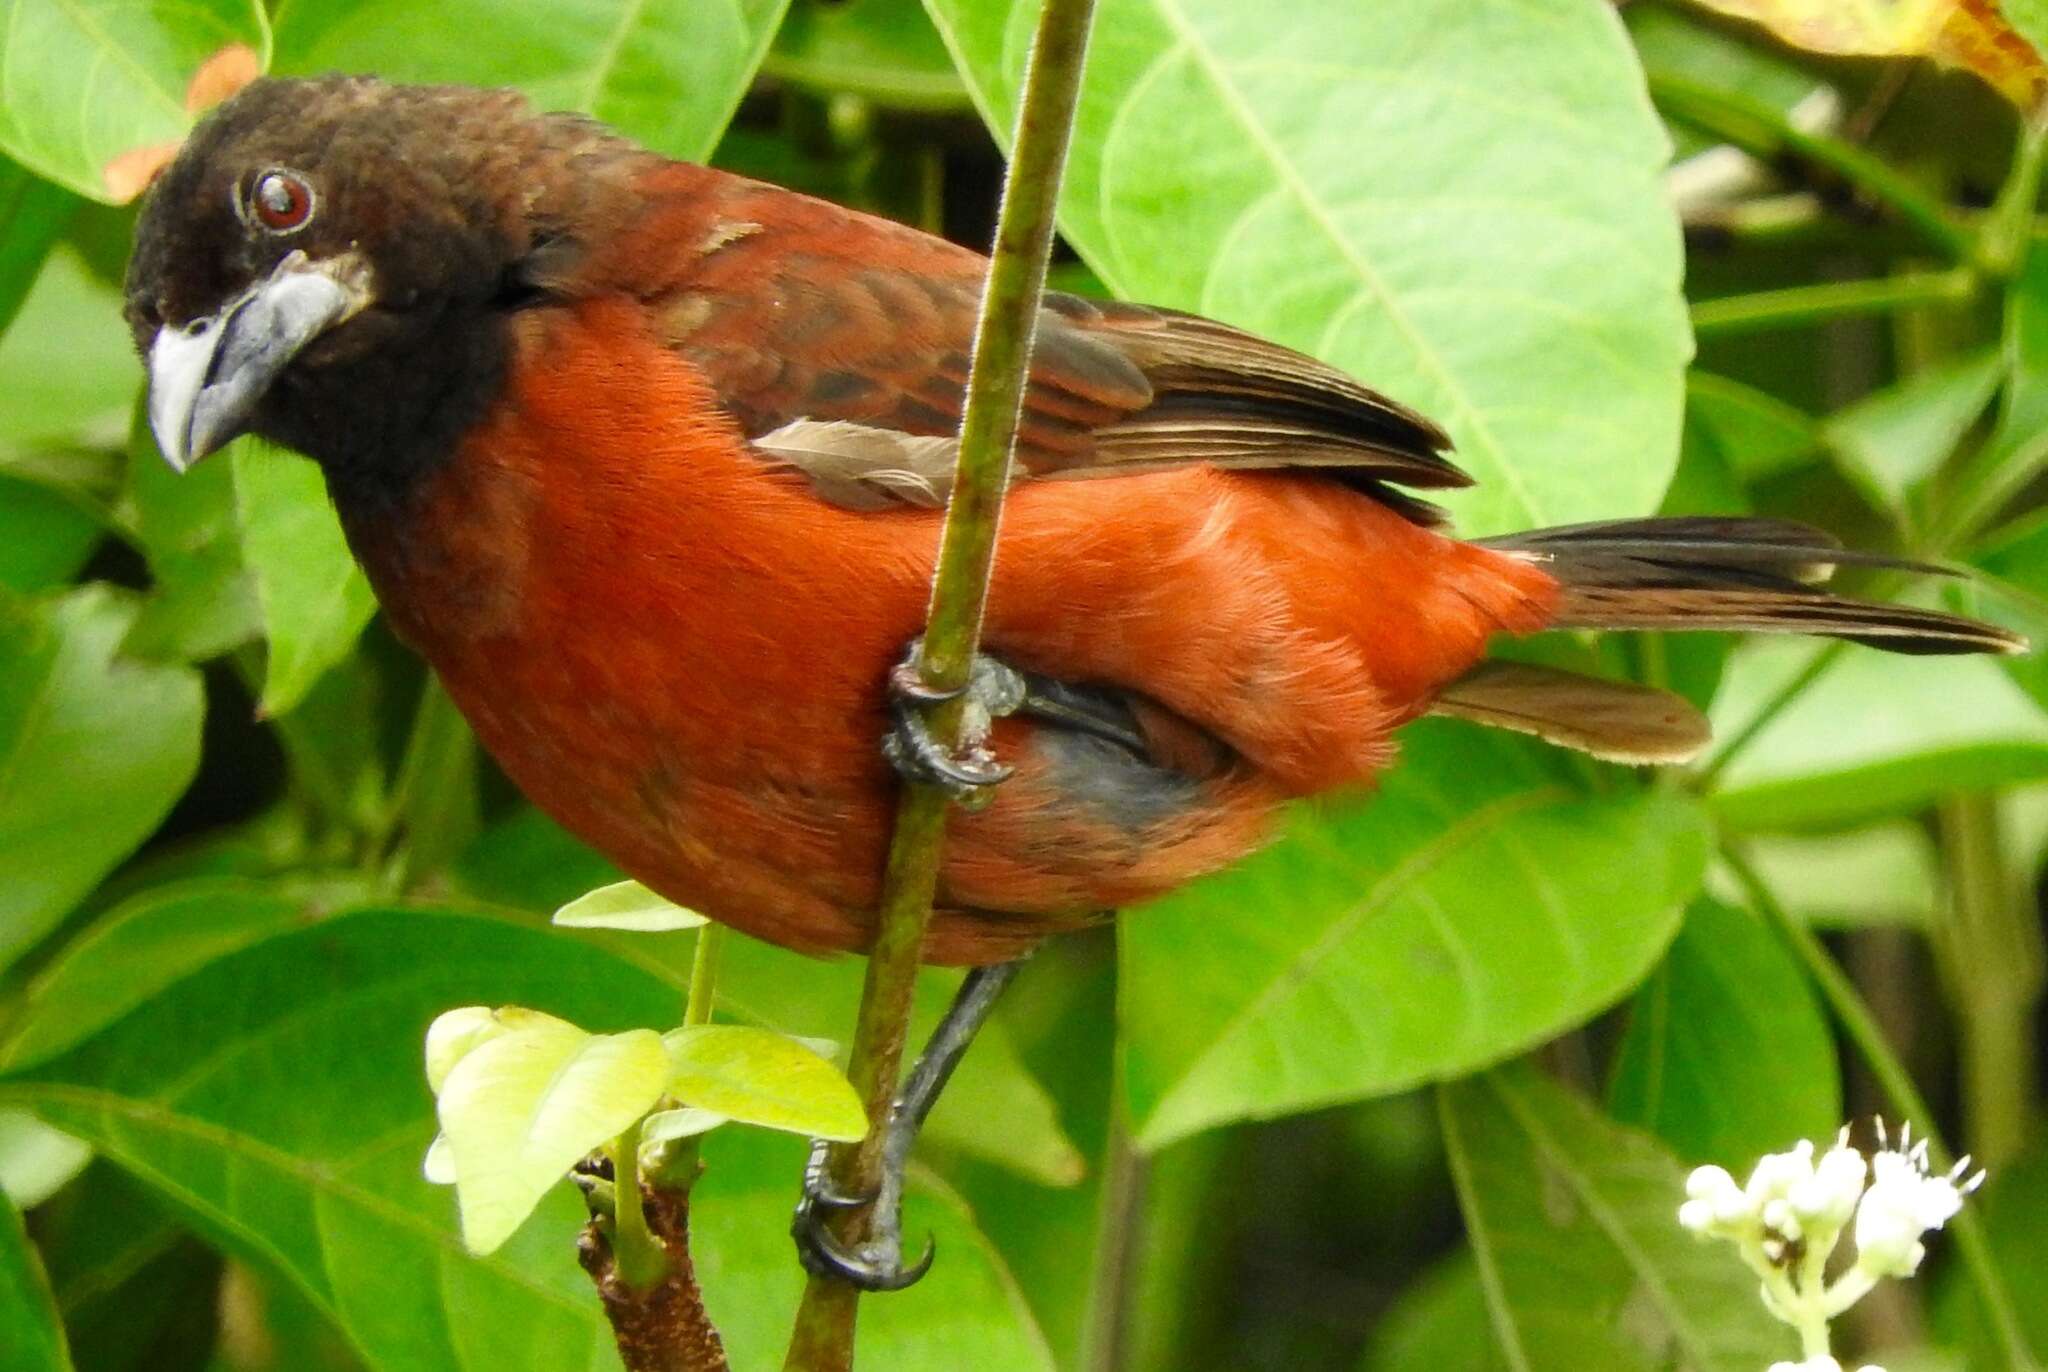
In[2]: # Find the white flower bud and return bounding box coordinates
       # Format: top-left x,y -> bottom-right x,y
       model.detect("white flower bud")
1680,1164 -> 1755,1235
1747,1140 -> 1817,1207
1853,1143 -> 1980,1278
1791,1142 -> 1867,1231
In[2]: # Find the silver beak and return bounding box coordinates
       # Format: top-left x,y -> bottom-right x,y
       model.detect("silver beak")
147,251 -> 365,471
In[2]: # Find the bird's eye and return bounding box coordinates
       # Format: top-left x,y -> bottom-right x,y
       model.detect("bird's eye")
249,170 -> 314,233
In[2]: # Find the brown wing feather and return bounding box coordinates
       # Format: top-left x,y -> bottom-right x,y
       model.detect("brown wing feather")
625,175 -> 1463,518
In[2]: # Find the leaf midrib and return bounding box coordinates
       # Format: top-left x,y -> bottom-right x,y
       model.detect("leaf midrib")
1139,0 -> 1544,524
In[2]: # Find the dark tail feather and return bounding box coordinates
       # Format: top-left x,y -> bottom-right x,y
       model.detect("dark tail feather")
1478,517 -> 2026,657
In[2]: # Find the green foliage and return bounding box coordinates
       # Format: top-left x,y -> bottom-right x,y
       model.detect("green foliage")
0,1190 -> 70,1371
1120,726 -> 1706,1149
1609,898 -> 1840,1169
1440,1066 -> 1788,1370
0,1 -> 2041,1369
0,0 -> 271,201
929,0 -> 1691,537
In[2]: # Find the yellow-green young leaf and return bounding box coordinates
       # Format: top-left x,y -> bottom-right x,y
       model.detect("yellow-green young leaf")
421,1004 -> 578,1095
436,1021 -> 668,1254
551,879 -> 707,932
664,1025 -> 867,1142
641,1107 -> 728,1147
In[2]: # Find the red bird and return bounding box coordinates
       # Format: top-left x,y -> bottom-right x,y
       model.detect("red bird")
125,77 -> 2020,1286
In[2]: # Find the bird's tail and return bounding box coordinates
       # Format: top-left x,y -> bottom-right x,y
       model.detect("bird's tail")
1476,516 -> 2025,656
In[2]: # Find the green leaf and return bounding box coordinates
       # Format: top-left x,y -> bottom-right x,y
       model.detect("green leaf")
1824,349 -> 2002,518
1118,723 -> 1707,1151
692,1129 -> 1057,1371
0,245 -> 135,449
767,0 -> 968,110
122,416 -> 260,662
0,1190 -> 71,1372
0,477 -> 98,595
457,810 -> 1084,1185
0,155 -> 76,338
1608,899 -> 1839,1170
0,905 -> 1049,1371
0,586 -> 202,970
436,1018 -> 668,1255
662,1025 -> 866,1142
1706,824 -> 1940,929
0,1 -> 270,202
1356,1252 -> 1505,1372
1685,372 -> 1819,483
1624,3 -> 1828,158
270,0 -> 788,162
552,880 -> 707,933
1440,1066 -> 1789,1371
1,879 -> 325,1072
1709,637 -> 2048,829
228,448 -> 374,715
928,0 -> 1689,536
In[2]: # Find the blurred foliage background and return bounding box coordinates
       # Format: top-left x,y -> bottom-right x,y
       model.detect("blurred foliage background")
1,0 -> 2046,1369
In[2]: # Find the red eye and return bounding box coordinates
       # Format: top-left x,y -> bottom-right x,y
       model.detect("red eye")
250,171 -> 313,232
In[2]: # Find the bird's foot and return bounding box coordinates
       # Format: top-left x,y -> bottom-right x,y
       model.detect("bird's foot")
881,640 -> 1027,808
790,1137 -> 934,1292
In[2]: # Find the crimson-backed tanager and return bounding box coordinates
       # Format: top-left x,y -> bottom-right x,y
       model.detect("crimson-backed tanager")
123,77 -> 2022,1287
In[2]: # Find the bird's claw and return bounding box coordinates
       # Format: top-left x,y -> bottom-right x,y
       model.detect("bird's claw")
791,1140 -> 935,1292
882,642 -> 1024,808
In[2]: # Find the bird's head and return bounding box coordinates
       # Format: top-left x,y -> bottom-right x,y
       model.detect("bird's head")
125,75 -> 645,489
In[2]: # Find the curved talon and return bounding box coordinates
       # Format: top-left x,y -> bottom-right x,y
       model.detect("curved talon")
793,1218 -> 937,1292
797,1140 -> 875,1212
888,656 -> 962,707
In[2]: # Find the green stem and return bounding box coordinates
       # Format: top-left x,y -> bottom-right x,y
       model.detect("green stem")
685,924 -> 722,1029
1980,112 -> 2048,280
1648,72 -> 1973,263
1691,269 -> 1978,337
780,3 -> 1098,1368
609,1117 -> 669,1293
1933,795 -> 2042,1169
1691,639 -> 1846,793
1721,844 -> 2040,1372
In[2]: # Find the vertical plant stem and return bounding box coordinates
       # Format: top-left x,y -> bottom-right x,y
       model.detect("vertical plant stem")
610,1117 -> 668,1292
781,3 -> 1097,1367
1722,843 -> 2039,1372
1933,795 -> 2042,1169
1081,1105 -> 1146,1372
685,924 -> 724,1029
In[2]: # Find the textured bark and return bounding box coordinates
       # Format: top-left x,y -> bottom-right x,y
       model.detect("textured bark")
581,1186 -> 729,1372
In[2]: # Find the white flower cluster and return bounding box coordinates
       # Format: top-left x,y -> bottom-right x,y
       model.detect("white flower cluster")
1677,1122 -> 1983,1372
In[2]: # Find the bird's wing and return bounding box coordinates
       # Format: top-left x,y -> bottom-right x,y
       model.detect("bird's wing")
639,195 -> 1467,520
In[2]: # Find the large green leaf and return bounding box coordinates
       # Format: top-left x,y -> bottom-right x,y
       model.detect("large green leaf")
0,1190 -> 70,1371
0,478 -> 97,595
1439,1066 -> 1789,1371
0,586 -> 202,970
1118,724 -> 1707,1151
1356,1252 -> 1505,1372
228,448 -> 374,715
1607,898 -> 1839,1170
0,0 -> 271,201
0,245 -> 136,450
0,154 -> 75,337
270,0 -> 788,161
0,906 -> 1052,1372
121,422 -> 260,662
1708,637 -> 2048,829
927,0 -> 1689,536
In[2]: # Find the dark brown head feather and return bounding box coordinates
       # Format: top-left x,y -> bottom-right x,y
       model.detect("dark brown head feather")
124,75 -> 652,501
